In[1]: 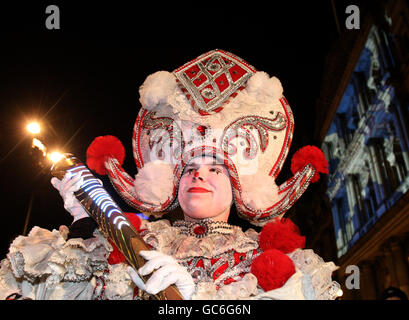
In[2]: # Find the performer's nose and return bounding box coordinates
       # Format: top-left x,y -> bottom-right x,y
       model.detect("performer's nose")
193,170 -> 203,181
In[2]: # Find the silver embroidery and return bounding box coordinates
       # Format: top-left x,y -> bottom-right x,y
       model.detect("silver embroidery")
221,113 -> 287,158
141,111 -> 184,160
173,50 -> 256,114
201,87 -> 216,100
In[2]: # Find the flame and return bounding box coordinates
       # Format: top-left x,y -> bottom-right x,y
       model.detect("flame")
31,138 -> 65,164
32,138 -> 47,156
47,152 -> 64,163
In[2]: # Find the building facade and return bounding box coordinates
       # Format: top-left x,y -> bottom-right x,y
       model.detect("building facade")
316,0 -> 409,299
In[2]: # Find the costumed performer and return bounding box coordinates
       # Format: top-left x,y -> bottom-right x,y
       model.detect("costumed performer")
0,49 -> 340,300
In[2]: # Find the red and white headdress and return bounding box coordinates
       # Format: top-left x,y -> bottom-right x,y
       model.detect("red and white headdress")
87,49 -> 328,226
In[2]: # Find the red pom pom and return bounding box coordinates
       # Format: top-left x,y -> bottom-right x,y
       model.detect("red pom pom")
107,213 -> 141,265
290,145 -> 329,183
259,218 -> 305,254
251,249 -> 296,291
86,135 -> 125,175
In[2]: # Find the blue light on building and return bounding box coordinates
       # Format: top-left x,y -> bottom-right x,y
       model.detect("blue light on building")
322,25 -> 409,258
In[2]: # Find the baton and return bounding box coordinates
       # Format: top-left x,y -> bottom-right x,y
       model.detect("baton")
51,154 -> 184,300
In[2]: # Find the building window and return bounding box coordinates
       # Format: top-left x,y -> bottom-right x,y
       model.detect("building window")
323,24 -> 409,257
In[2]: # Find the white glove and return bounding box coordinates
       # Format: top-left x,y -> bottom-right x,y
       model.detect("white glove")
51,172 -> 98,223
127,250 -> 195,300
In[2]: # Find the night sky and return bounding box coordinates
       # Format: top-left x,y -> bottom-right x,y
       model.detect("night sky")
0,2 -> 351,258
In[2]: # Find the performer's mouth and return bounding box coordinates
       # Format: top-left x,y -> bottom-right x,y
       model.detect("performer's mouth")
188,187 -> 211,193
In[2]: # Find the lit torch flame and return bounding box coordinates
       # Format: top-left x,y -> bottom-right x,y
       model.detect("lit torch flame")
47,151 -> 64,163
31,137 -> 65,164
32,138 -> 47,156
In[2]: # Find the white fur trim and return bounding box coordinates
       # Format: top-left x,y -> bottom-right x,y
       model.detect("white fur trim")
139,71 -> 177,110
133,161 -> 174,205
246,72 -> 283,102
240,172 -> 279,210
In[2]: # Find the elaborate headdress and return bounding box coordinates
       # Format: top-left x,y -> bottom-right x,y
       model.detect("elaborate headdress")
87,49 -> 328,226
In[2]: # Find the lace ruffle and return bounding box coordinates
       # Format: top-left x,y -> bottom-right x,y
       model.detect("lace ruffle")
6,226 -> 112,285
1,225 -> 140,300
192,273 -> 258,300
0,225 -> 119,299
288,249 -> 340,300
192,269 -> 314,300
252,270 -> 312,300
0,259 -> 21,299
103,264 -> 135,300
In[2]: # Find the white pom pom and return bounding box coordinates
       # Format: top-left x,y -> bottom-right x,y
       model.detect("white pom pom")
240,172 -> 279,210
246,71 -> 283,101
139,71 -> 177,110
134,161 -> 174,205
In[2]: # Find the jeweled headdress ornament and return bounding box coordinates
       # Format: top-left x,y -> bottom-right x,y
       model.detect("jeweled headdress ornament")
86,49 -> 328,226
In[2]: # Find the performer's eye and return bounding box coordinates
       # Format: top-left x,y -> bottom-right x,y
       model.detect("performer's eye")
209,168 -> 221,174
185,168 -> 195,175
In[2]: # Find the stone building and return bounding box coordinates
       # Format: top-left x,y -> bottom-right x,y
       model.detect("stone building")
314,0 -> 409,299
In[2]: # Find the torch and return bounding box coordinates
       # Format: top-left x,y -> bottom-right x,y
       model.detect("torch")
28,130 -> 183,300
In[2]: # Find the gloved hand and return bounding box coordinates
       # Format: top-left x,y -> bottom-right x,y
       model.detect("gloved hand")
51,172 -> 101,223
127,250 -> 195,300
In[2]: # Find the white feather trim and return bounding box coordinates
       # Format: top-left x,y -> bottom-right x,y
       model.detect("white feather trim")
246,72 -> 283,102
240,172 -> 279,210
133,161 -> 174,205
139,71 -> 177,110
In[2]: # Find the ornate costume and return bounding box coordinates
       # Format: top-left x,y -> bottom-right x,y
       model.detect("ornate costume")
0,50 -> 340,300
137,218 -> 339,299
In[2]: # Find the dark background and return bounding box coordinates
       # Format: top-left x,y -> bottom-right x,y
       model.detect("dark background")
0,1 -> 358,258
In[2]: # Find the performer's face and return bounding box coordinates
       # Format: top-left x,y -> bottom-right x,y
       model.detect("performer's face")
178,157 -> 232,222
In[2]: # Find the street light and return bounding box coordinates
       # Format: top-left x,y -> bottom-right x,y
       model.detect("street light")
26,122 -> 41,135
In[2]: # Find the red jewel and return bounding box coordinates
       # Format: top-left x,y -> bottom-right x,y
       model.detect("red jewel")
197,125 -> 207,136
193,225 -> 207,235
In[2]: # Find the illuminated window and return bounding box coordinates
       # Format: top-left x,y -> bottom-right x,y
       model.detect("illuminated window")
323,25 -> 409,257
